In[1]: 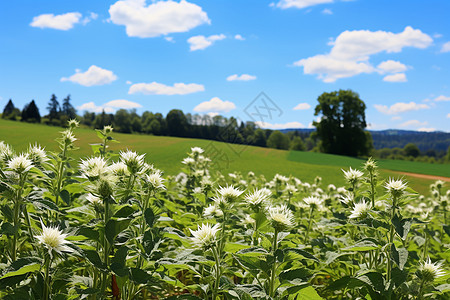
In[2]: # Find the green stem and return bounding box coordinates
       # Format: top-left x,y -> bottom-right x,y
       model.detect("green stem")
304,207 -> 314,243
101,197 -> 111,297
370,172 -> 375,208
43,255 -> 52,300
101,137 -> 108,158
269,228 -> 279,297
387,196 -> 397,287
55,143 -> 68,209
11,173 -> 26,261
211,246 -> 221,300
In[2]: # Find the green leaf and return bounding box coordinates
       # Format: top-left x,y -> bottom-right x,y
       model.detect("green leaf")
435,284 -> 450,293
223,243 -> 250,254
95,130 -> 105,140
392,215 -> 413,240
326,276 -> 365,291
144,207 -> 156,227
391,245 -> 408,270
60,189 -> 70,205
166,295 -> 203,300
291,286 -> 323,300
279,268 -> 312,282
111,246 -> 129,277
344,239 -> 380,252
0,263 -> 40,280
1,222 -> 16,235
106,218 -> 131,244
129,268 -> 151,284
357,272 -> 385,294
83,250 -> 106,271
77,227 -> 99,242
284,248 -> 319,262
114,205 -> 136,218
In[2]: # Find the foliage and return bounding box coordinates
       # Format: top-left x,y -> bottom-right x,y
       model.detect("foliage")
0,121 -> 448,299
313,89 -> 371,157
267,131 -> 290,150
21,100 -> 41,123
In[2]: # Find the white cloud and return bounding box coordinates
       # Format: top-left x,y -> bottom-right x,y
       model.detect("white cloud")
109,0 -> 210,38
77,99 -> 141,113
294,26 -> 432,82
234,34 -> 245,40
193,97 -> 236,113
400,120 -> 428,128
418,127 -> 435,132
255,121 -> 305,129
276,0 -> 334,9
226,74 -> 256,81
383,73 -> 407,82
374,102 -> 430,115
293,102 -> 311,110
391,116 -> 402,121
126,80 -> 132,85
164,36 -> 174,42
322,8 -> 333,14
377,60 -> 408,74
441,41 -> 450,53
30,12 -> 82,30
61,65 -> 118,86
81,12 -> 98,25
129,82 -> 204,95
447,113 -> 450,118
434,95 -> 450,102
188,34 -> 226,51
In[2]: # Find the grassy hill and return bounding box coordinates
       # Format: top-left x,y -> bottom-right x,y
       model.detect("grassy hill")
1,119 -> 448,195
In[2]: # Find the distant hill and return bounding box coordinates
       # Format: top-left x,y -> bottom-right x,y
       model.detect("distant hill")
280,128 -> 450,152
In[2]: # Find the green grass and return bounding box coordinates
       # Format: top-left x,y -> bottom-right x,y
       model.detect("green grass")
0,119 -> 447,195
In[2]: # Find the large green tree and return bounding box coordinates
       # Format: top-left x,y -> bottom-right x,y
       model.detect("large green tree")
313,89 -> 371,157
21,100 -> 41,123
47,94 -> 60,120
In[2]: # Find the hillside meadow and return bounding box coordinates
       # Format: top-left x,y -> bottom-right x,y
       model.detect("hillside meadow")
0,119 -> 448,195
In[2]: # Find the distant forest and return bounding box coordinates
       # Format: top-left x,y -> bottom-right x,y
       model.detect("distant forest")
2,95 -> 450,164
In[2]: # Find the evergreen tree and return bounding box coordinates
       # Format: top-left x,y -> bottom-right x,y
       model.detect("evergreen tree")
47,94 -> 60,120
62,94 -> 76,119
2,99 -> 15,118
21,100 -> 41,123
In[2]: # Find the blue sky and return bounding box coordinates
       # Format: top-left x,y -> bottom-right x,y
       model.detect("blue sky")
1,0 -> 449,131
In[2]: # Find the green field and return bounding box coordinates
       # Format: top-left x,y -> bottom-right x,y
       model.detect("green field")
0,119 -> 447,194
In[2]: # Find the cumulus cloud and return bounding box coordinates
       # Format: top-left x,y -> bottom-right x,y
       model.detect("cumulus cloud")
418,127 -> 435,132
77,99 -> 142,113
61,65 -> 118,86
234,34 -> 245,40
399,120 -> 428,128
255,121 -> 305,129
81,12 -> 98,25
109,0 -> 210,38
188,34 -> 226,51
226,74 -> 256,81
128,82 -> 204,95
30,12 -> 82,30
434,95 -> 450,102
374,102 -> 430,115
293,102 -> 311,110
193,97 -> 236,113
441,41 -> 450,53
377,60 -> 408,74
383,73 -> 407,82
276,0 -> 334,9
294,26 -> 432,82
322,8 -> 333,14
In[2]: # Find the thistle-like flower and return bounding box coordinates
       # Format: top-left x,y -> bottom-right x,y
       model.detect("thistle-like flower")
8,154 -> 33,174
417,258 -> 446,282
303,196 -> 323,210
146,171 -> 166,190
28,144 -> 49,165
86,193 -> 102,207
245,188 -> 271,210
203,204 -> 223,218
267,204 -> 295,231
68,119 -> 80,129
191,147 -> 204,155
349,200 -> 372,219
36,223 -> 72,257
385,178 -> 407,199
217,185 -> 243,202
342,167 -> 364,185
79,156 -> 108,179
103,125 -> 113,134
339,191 -> 354,205
61,129 -> 77,145
364,157 -> 378,173
120,150 -> 146,174
108,161 -> 130,176
190,223 -> 220,249
182,157 -> 195,166
327,184 -> 336,193
0,141 -> 14,162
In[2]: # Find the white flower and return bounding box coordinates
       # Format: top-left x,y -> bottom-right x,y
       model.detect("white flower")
247,171 -> 255,178
191,147 -> 204,154
68,119 -> 80,128
108,161 -> 130,176
86,193 -> 102,206
364,157 -> 378,173
193,187 -> 202,194
120,150 -> 145,174
418,258 -> 446,282
385,178 -> 407,198
349,200 -> 372,219
79,157 -> 108,179
197,155 -> 210,164
435,180 -> 445,190
274,174 -> 289,183
245,188 -> 271,208
285,184 -> 297,195
61,129 -> 77,145
35,223 -> 72,256
27,144 -> 49,165
190,223 -> 220,249
0,141 -> 14,162
327,184 -> 336,193
339,191 -> 354,205
337,187 -> 347,194
342,167 -> 364,185
217,185 -> 243,202
303,196 -> 323,210
8,154 -> 33,173
182,157 -> 195,166
267,204 -> 295,230
203,204 -> 223,218
103,125 -> 113,134
146,171 -> 166,190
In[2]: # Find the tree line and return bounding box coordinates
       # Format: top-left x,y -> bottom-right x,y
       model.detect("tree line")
2,90 -> 449,163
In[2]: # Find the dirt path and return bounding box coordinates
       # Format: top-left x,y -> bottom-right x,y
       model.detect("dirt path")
391,171 -> 450,182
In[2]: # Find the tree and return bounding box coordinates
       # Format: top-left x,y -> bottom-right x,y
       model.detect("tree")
166,109 -> 188,137
62,95 -> 76,119
2,99 -> 15,117
313,89 -> 370,157
267,131 -> 290,150
290,136 -> 305,151
21,100 -> 41,123
47,94 -> 60,120
403,143 -> 420,158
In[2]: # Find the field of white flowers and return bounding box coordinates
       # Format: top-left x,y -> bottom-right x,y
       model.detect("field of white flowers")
0,121 -> 448,299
